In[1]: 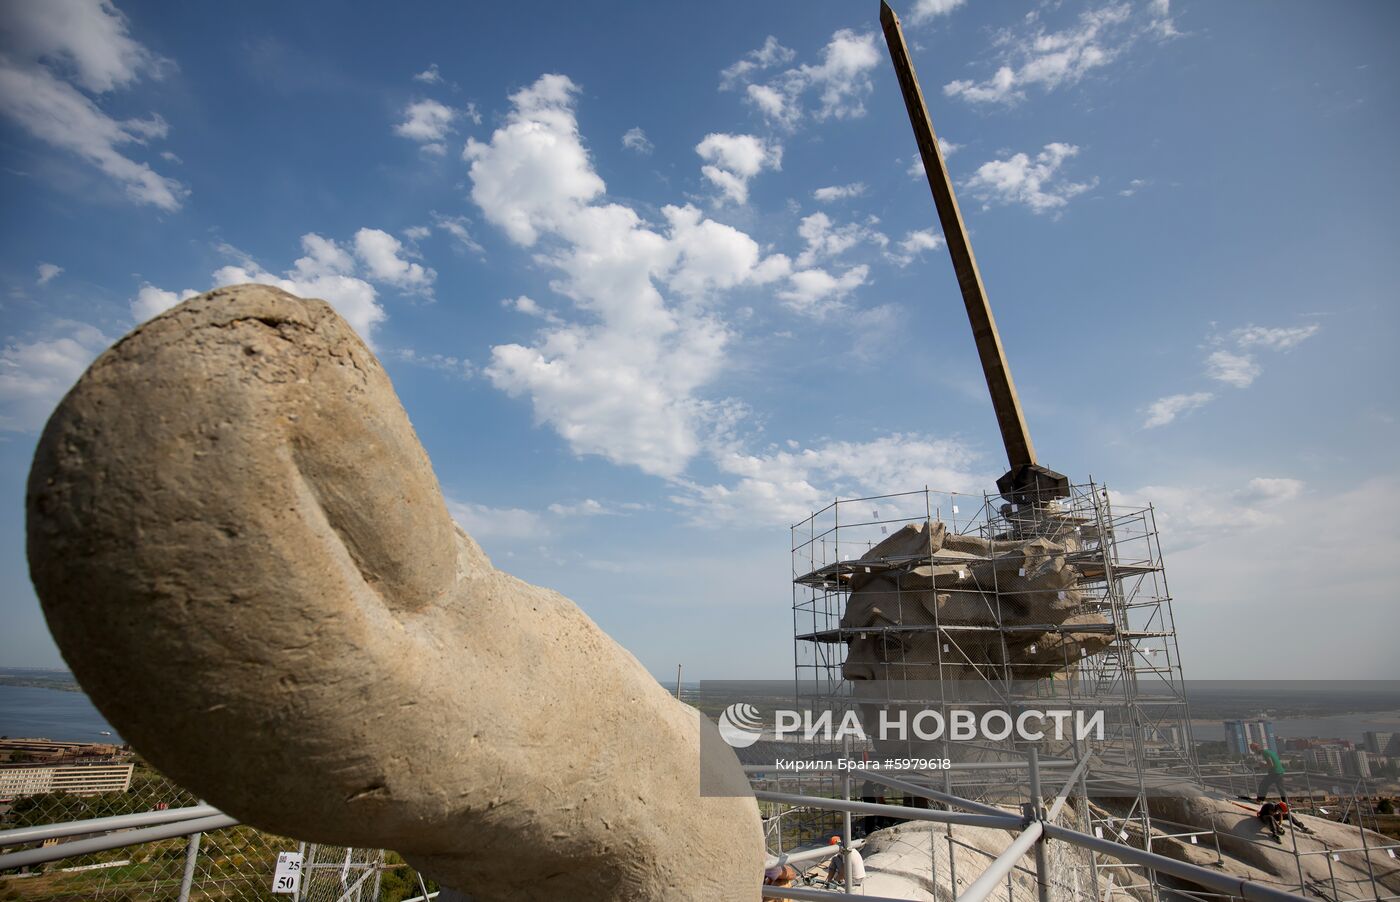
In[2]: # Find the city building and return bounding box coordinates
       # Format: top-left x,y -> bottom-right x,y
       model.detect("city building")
1363,731 -> 1398,756
0,762 -> 134,801
1224,719 -> 1278,756
1343,749 -> 1372,779
1304,747 -> 1345,776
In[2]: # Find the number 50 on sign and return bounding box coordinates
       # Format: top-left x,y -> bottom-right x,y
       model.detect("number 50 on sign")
272,851 -> 304,894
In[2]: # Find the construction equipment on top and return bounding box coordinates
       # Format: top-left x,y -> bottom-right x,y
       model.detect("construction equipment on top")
879,0 -> 1070,507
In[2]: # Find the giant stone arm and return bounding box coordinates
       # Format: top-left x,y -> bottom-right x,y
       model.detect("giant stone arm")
25,284 -> 762,902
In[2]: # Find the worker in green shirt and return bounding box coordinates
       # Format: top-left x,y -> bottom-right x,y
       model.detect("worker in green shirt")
1251,742 -> 1288,802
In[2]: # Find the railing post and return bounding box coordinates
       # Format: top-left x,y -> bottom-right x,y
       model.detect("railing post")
1029,748 -> 1051,902
176,830 -> 201,902
842,735 -> 853,894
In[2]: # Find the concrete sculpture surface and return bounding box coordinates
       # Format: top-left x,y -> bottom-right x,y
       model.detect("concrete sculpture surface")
842,519 -> 1114,685
26,285 -> 762,901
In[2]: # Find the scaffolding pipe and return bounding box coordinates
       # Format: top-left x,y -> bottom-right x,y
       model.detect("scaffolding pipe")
762,886 -> 913,902
0,813 -> 237,870
176,830 -> 202,902
0,803 -> 222,845
859,769 -> 1011,818
753,791 -> 1022,830
1041,823 -> 1310,902
954,822 -> 1045,902
1029,749 -> 1051,902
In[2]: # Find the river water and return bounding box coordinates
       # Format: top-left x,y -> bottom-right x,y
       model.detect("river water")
0,684 -> 121,742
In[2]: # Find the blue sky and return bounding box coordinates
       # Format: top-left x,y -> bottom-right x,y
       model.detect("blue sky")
1,0 -> 1396,679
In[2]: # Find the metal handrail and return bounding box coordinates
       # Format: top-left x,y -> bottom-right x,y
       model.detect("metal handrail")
0,803 -> 221,846
0,813 -> 238,870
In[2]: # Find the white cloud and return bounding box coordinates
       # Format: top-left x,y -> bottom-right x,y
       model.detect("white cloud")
130,282 -> 197,321
463,74 -> 605,246
412,63 -> 443,84
719,35 -> 795,90
431,211 -> 483,253
724,29 -> 881,131
0,0 -> 167,94
0,320 -> 111,432
622,126 -> 653,155
886,228 -> 945,266
466,75 -> 788,478
1142,391 -> 1214,428
387,348 -> 473,378
910,0 -> 968,25
394,99 -> 456,143
0,1 -> 184,210
1201,322 -> 1319,390
444,498 -> 545,540
695,133 -> 781,204
36,263 -> 63,285
503,294 -> 561,325
794,212 -> 885,268
1119,177 -> 1148,197
1232,324 -> 1319,351
464,102 -> 482,126
211,234 -> 387,343
943,3 -> 1154,105
813,182 -> 867,202
777,265 -> 870,317
547,498 -> 634,518
1205,349 -> 1260,388
403,225 -> 432,241
1235,477 -> 1304,505
353,228 -> 436,295
674,433 -> 986,527
964,143 -> 1094,214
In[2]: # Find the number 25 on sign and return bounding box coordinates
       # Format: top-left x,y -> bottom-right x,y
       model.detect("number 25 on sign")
272,851 -> 304,894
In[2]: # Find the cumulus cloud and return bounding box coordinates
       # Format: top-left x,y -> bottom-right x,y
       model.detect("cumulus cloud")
695,132 -> 781,204
674,433 -> 986,527
777,265 -> 870,317
794,212 -> 885,268
412,63 -> 443,84
964,143 -> 1094,214
886,228 -> 946,266
463,74 -> 605,246
1204,322 -> 1319,389
464,75 -> 790,478
909,0 -> 967,24
1142,391 -> 1213,428
353,228 -> 436,295
622,126 -> 653,155
430,211 -> 483,253
394,99 -> 456,144
206,230 -> 430,344
387,347 -> 473,378
1204,349 -> 1260,388
36,263 -> 63,285
723,29 -> 881,131
943,3 -> 1176,105
1233,324 -> 1320,351
130,282 -> 197,321
0,320 -> 111,432
0,0 -> 185,209
813,182 -> 866,202
1143,320 -> 1319,427
720,36 -> 795,89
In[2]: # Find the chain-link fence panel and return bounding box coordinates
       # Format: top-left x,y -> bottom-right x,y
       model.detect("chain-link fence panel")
0,762 -> 437,902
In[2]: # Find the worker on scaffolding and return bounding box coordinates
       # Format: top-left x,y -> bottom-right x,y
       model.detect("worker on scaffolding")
826,836 -> 866,890
1251,742 -> 1288,803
